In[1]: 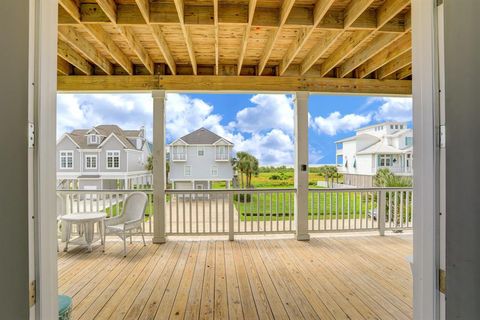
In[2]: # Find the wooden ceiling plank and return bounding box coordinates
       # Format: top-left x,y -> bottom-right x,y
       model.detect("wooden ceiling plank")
338,33 -> 399,78
57,56 -> 73,75
377,50 -> 412,79
135,0 -> 150,23
357,32 -> 411,78
377,0 -> 410,29
237,0 -> 257,75
96,0 -> 117,23
279,0 -> 336,76
173,0 -> 197,75
83,24 -> 133,75
117,26 -> 154,74
58,26 -> 114,75
57,40 -> 93,75
58,75 -> 412,95
150,25 -> 176,75
396,64 -> 412,79
257,0 -> 295,75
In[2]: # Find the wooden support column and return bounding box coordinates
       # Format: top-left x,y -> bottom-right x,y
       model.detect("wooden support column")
294,92 -> 310,241
152,90 -> 166,243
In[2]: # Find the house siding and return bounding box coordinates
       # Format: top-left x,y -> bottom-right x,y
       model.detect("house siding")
169,145 -> 233,181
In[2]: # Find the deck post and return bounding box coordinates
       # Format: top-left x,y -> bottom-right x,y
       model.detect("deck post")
294,92 -> 310,241
228,193 -> 235,241
378,190 -> 386,236
152,90 -> 166,243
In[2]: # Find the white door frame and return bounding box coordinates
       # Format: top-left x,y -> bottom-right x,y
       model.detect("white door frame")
33,1 -> 442,319
412,0 -> 442,319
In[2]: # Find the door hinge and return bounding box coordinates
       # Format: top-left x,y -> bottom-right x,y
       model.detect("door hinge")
439,125 -> 446,148
28,122 -> 35,149
439,269 -> 446,294
437,0 -> 444,6
29,280 -> 36,307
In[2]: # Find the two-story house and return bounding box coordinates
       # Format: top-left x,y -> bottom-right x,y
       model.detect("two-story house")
56,125 -> 152,190
335,121 -> 413,187
169,128 -> 234,190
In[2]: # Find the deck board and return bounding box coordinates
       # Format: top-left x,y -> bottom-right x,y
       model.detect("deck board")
58,234 -> 413,320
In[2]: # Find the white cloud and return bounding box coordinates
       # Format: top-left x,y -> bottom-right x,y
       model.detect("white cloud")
235,94 -> 294,133
373,97 -> 412,122
57,93 -> 152,139
312,111 -> 371,136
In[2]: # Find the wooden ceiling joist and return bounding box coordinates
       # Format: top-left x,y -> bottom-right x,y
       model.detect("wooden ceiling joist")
237,0 -> 257,75
257,0 -> 296,75
58,75 -> 412,95
357,32 -> 411,78
377,50 -> 412,79
150,25 -> 176,75
134,0 -> 149,23
96,0 -> 117,23
58,26 -> 113,75
83,24 -> 133,75
278,0 -> 335,76
396,64 -> 412,79
57,56 -> 73,75
117,26 -> 154,74
173,0 -> 197,75
58,0 -> 80,23
57,40 -> 93,75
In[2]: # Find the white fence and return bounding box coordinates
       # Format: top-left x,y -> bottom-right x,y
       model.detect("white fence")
56,187 -> 412,239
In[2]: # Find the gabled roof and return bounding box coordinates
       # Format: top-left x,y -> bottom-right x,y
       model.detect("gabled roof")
62,125 -> 143,150
357,142 -> 407,155
174,128 -> 233,145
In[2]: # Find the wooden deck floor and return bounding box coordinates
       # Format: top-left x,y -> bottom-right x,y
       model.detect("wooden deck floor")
58,234 -> 413,320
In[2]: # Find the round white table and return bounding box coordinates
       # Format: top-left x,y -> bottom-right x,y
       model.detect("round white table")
61,213 -> 106,252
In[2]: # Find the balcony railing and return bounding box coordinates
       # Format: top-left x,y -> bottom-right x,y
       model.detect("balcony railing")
172,153 -> 186,161
56,187 -> 412,240
215,153 -> 229,161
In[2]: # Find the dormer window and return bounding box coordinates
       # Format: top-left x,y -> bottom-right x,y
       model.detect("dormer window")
88,134 -> 99,145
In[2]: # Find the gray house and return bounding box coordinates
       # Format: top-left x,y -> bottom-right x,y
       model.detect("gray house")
169,128 -> 234,190
56,125 -> 152,190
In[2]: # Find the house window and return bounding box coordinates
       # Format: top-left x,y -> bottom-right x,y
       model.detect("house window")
184,165 -> 192,177
173,146 -> 186,161
405,136 -> 413,146
378,155 -> 392,167
60,151 -> 73,169
336,143 -> 343,150
106,151 -> 120,169
85,155 -> 97,169
390,125 -> 394,129
211,166 -> 218,177
197,147 -> 205,156
88,135 -> 99,144
216,145 -> 228,160
336,155 -> 343,166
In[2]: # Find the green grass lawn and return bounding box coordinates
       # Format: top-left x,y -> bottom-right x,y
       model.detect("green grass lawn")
234,191 -> 377,221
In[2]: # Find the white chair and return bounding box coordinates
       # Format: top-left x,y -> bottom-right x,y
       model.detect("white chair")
57,194 -> 65,252
103,192 -> 148,256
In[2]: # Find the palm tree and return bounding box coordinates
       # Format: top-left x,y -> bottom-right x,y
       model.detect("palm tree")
232,152 -> 259,188
319,165 -> 338,187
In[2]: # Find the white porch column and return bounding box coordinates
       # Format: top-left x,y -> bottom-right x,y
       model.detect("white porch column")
153,90 -> 166,243
294,92 -> 310,241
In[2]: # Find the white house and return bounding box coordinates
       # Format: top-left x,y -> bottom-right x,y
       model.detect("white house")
169,128 -> 234,190
56,125 -> 152,190
335,122 -> 413,186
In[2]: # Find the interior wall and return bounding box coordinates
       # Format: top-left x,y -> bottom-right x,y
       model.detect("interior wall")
444,0 -> 480,318
0,1 -> 31,318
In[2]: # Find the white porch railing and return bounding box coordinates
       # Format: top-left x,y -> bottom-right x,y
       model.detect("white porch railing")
56,187 -> 412,240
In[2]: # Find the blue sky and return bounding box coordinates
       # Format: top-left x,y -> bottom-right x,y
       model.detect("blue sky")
57,93 -> 412,165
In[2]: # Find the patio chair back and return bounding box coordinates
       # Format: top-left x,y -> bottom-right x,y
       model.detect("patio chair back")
121,192 -> 148,222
